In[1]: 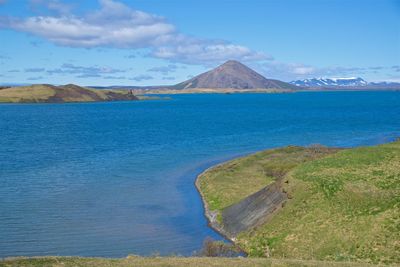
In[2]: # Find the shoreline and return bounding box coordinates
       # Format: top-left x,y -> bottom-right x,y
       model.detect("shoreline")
194,161 -> 236,243
194,159 -> 287,257
0,139 -> 398,263
193,145 -> 333,246
191,151 -> 261,244
193,149 -> 289,252
2,89 -> 399,104
134,88 -> 400,95
193,138 -> 400,256
193,147 -> 289,248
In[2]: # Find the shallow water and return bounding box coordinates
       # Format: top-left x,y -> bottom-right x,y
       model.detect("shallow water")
0,91 -> 399,257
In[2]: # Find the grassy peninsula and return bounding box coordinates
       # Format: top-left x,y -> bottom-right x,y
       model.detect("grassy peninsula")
1,141 -> 399,266
197,141 -> 400,264
197,146 -> 339,223
0,84 -> 139,103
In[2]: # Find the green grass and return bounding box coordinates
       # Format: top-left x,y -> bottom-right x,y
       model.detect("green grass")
2,142 -> 398,265
0,84 -> 139,103
198,146 -> 338,219
198,141 -> 400,264
0,256 -> 380,267
0,85 -> 56,102
236,141 -> 400,264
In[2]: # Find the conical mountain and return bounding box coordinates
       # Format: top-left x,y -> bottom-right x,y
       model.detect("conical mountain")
173,60 -> 298,90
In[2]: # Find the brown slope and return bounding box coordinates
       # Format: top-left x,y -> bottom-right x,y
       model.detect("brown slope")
173,60 -> 299,90
0,84 -> 138,103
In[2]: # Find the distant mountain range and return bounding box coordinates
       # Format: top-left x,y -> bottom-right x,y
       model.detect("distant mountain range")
3,61 -> 400,93
173,60 -> 299,90
291,77 -> 367,87
290,77 -> 400,89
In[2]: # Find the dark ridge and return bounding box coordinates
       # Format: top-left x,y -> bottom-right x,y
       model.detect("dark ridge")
221,182 -> 287,236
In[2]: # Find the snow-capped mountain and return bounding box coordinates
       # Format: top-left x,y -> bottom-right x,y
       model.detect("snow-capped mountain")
290,77 -> 368,87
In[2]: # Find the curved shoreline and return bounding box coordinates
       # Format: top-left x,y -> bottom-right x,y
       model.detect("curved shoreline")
193,145 -> 344,251
193,159 -> 254,256
192,151 -> 259,244
194,154 -> 287,248
194,161 -> 236,243
193,139 -> 400,263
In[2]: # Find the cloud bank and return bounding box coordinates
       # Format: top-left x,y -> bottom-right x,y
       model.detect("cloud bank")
257,62 -> 397,81
1,0 -> 269,65
147,64 -> 178,75
1,0 -> 395,82
29,0 -> 73,14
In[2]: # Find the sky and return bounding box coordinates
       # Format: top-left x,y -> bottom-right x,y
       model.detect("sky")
0,0 -> 399,86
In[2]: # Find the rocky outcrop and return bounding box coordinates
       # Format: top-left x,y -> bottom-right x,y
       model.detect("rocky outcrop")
221,182 -> 287,237
196,172 -> 287,240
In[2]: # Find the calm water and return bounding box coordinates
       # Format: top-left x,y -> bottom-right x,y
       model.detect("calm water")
0,91 -> 399,257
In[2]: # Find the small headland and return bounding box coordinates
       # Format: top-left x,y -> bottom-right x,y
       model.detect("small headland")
0,84 -> 140,103
196,141 -> 400,264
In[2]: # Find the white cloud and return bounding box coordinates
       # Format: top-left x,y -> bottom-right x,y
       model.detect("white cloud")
1,0 -> 268,65
25,67 -> 45,72
5,12 -> 175,48
257,61 -> 393,82
130,74 -> 153,81
30,0 -> 73,14
152,42 -> 270,65
257,62 -> 316,80
292,66 -> 315,75
46,63 -> 126,78
147,64 -> 178,75
27,76 -> 44,80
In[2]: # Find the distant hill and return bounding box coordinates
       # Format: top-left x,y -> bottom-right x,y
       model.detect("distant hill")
0,84 -> 138,103
173,60 -> 299,90
291,77 -> 400,90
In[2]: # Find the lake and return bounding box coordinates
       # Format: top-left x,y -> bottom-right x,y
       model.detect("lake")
0,91 -> 399,257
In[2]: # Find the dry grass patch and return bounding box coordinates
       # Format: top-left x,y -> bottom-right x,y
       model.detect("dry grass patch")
0,256 -> 381,267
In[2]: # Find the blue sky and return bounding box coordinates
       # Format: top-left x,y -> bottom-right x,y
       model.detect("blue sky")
0,0 -> 399,86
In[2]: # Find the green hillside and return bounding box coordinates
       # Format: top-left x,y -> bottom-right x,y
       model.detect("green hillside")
198,141 -> 400,264
1,141 -> 398,265
0,84 -> 138,103
198,146 -> 339,221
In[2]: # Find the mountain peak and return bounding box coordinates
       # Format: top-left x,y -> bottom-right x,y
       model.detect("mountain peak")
173,61 -> 298,90
216,60 -> 250,72
220,60 -> 243,66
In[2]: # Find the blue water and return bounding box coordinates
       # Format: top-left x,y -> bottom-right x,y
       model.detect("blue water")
0,91 -> 399,258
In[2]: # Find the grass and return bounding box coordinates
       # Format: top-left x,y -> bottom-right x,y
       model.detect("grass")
0,256 -> 381,267
236,141 -> 400,264
1,142 -> 398,265
0,85 -> 56,102
0,84 -> 139,103
198,141 -> 400,264
197,145 -> 338,221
